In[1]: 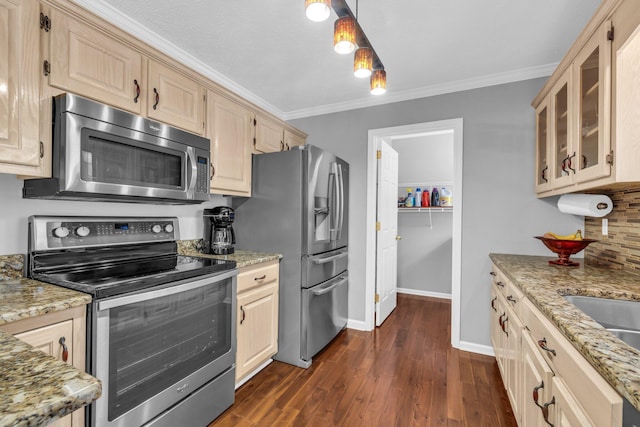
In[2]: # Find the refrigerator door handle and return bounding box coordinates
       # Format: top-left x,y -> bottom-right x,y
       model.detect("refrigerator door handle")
329,163 -> 340,240
312,276 -> 348,296
311,250 -> 348,264
337,163 -> 345,240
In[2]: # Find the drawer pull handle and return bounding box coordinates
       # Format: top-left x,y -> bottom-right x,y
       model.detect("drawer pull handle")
153,88 -> 160,109
533,381 -> 555,426
491,296 -> 497,312
498,312 -> 506,327
496,281 -> 505,288
59,337 -> 68,363
501,316 -> 509,336
489,271 -> 497,277
506,295 -> 517,304
538,337 -> 556,356
254,275 -> 267,281
240,306 -> 246,324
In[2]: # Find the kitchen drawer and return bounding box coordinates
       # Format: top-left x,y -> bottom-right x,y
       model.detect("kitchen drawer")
237,260 -> 279,293
490,268 -> 509,297
523,298 -> 622,427
504,279 -> 525,320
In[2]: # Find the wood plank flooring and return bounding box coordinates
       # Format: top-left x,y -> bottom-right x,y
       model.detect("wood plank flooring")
209,294 -> 517,426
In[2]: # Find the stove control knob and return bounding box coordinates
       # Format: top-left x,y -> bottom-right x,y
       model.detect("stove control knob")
164,224 -> 174,233
75,226 -> 91,237
151,224 -> 163,234
53,226 -> 70,238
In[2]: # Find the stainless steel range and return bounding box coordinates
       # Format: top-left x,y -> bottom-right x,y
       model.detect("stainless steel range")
28,216 -> 237,427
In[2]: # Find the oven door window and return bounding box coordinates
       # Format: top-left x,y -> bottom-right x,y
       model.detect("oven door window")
106,278 -> 232,420
81,129 -> 184,189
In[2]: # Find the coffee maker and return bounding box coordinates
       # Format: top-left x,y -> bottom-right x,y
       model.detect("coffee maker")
203,207 -> 236,255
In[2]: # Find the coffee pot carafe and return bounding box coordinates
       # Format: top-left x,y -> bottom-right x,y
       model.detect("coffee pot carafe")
203,207 -> 236,255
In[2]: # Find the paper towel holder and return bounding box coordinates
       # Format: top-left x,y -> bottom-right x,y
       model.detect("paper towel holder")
557,193 -> 613,217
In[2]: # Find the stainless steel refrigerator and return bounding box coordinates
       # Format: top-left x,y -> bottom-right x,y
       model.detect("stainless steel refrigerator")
233,144 -> 348,368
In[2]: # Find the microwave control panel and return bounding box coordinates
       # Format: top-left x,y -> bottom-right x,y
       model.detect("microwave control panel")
196,155 -> 209,193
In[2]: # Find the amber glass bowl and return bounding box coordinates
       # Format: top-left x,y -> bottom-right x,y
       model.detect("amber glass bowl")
534,236 -> 597,266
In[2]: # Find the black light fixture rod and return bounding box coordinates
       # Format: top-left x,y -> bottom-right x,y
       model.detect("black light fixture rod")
331,0 -> 384,70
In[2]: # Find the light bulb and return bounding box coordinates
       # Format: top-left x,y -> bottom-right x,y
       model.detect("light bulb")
305,0 -> 330,22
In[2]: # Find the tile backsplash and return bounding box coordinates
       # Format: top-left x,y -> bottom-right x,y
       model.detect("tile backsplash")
585,187 -> 640,271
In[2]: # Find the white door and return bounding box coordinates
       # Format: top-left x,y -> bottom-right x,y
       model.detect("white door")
375,140 -> 399,326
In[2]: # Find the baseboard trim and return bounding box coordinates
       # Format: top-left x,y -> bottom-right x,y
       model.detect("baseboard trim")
234,359 -> 273,389
455,340 -> 495,357
347,319 -> 369,331
397,288 -> 452,300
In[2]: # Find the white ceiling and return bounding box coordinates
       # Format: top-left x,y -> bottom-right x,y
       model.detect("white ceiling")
75,0 -> 601,120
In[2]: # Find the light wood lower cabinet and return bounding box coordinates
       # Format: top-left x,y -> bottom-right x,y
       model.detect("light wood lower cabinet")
0,305 -> 87,427
490,264 -> 623,427
236,260 -> 279,383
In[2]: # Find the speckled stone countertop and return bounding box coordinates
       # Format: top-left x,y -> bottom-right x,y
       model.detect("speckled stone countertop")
490,253 -> 640,411
0,255 -> 101,426
178,240 -> 282,268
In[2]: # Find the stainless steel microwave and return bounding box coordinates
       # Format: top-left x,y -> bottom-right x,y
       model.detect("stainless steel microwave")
23,93 -> 211,204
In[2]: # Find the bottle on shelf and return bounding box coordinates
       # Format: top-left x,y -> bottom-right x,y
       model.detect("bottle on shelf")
422,188 -> 430,207
404,188 -> 414,207
415,188 -> 422,207
440,188 -> 453,206
431,187 -> 440,207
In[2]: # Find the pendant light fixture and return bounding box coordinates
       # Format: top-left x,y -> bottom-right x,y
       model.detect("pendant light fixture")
305,0 -> 330,22
354,47 -> 373,78
370,69 -> 387,95
334,16 -> 356,54
306,0 -> 387,95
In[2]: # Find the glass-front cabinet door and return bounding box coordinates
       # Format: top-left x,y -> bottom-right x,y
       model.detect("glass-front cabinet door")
535,100 -> 551,193
551,69 -> 573,189
573,20 -> 612,183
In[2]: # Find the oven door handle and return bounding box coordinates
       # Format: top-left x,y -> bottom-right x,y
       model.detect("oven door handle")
312,276 -> 348,296
97,269 -> 237,310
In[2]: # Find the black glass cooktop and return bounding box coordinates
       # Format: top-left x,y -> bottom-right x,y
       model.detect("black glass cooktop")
33,255 -> 236,299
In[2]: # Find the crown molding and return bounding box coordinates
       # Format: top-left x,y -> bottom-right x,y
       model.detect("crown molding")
70,0 -> 287,120
283,63 -> 557,120
69,0 -> 556,123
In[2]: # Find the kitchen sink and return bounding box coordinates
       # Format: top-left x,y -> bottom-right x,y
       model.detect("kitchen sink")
563,295 -> 640,349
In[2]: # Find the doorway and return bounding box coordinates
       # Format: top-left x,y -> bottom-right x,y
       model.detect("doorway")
365,119 -> 464,348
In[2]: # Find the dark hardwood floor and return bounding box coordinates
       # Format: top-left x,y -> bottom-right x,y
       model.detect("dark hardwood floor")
210,294 -> 517,426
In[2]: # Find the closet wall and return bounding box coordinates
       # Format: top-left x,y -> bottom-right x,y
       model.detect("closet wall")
396,132 -> 454,297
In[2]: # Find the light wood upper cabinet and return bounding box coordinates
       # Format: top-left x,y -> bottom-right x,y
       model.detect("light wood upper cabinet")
48,7 -> 143,115
236,260 -> 279,383
535,100 -> 551,193
1,305 -> 87,427
533,0 -> 640,196
207,91 -> 253,196
254,113 -> 284,153
284,129 -> 306,151
147,60 -> 205,135
0,0 -> 42,176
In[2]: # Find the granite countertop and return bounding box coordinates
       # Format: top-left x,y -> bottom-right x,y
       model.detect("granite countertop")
490,253 -> 640,411
178,240 -> 282,268
0,255 -> 101,427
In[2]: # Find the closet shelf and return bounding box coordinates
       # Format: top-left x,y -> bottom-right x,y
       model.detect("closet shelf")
398,207 -> 453,213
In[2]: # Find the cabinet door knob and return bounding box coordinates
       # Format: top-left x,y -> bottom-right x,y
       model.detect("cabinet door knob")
532,381 -> 555,426
59,337 -> 68,363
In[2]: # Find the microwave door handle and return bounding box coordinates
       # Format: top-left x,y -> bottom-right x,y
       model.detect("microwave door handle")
186,148 -> 197,194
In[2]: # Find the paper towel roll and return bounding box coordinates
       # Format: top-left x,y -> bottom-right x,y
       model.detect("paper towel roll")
557,194 -> 613,217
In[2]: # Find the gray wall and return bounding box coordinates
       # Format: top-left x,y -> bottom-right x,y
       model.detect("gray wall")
290,78 -> 583,348
0,173 -> 229,255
